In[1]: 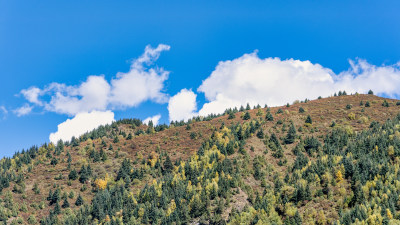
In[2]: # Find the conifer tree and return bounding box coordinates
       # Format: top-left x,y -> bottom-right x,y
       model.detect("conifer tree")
243,111 -> 251,120
284,123 -> 296,144
53,202 -> 61,215
266,112 -> 274,121
305,115 -> 312,124
163,155 -> 173,173
75,194 -> 84,206
62,198 -> 70,208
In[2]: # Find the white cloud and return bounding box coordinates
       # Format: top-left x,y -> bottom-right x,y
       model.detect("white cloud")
19,44 -> 170,116
168,89 -> 197,122
49,110 -> 115,143
143,114 -> 161,126
44,75 -> 110,115
110,45 -> 170,108
13,104 -> 33,117
334,59 -> 400,98
0,106 -> 8,119
20,87 -> 43,106
196,52 -> 400,116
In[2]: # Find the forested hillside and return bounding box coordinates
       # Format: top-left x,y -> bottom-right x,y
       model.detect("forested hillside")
2,93 -> 400,225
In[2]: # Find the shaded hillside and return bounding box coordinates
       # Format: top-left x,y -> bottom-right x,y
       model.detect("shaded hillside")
1,93 -> 400,224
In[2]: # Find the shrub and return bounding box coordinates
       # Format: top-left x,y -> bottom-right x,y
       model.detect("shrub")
348,113 -> 356,120
368,89 -> 374,95
346,104 -> 352,109
27,215 -> 37,224
365,101 -> 370,107
299,107 -> 305,113
190,132 -> 197,139
382,100 -> 389,107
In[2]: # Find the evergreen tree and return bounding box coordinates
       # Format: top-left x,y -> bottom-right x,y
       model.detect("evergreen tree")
266,112 -> 274,121
113,136 -> 119,143
228,111 -> 235,119
305,115 -> 312,124
284,123 -> 296,144
126,133 -> 132,140
243,111 -> 251,120
62,198 -> 70,208
256,129 -> 264,139
69,169 -> 78,180
53,202 -> 61,215
163,155 -> 173,173
75,194 -> 84,206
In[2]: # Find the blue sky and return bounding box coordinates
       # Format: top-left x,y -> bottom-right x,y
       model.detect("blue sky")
1,0 -> 400,157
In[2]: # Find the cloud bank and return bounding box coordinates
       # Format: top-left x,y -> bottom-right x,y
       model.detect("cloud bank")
19,44 -> 170,116
15,46 -> 400,140
49,111 -> 115,143
17,44 -> 169,142
190,52 -> 400,116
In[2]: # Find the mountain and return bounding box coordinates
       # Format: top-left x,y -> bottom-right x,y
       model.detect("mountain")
1,93 -> 400,224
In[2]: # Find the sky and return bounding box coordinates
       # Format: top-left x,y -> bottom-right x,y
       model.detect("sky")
1,0 -> 400,157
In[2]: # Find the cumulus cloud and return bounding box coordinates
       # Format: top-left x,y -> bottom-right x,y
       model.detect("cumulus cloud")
49,110 -> 115,143
43,75 -> 110,115
335,59 -> 400,98
168,89 -> 197,122
18,44 -> 170,116
196,52 -> 400,116
110,44 -> 170,108
13,104 -> 33,117
143,114 -> 161,126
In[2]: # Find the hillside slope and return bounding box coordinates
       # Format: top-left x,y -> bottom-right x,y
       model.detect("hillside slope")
1,93 -> 400,224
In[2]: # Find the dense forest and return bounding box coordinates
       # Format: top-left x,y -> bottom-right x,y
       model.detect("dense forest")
1,93 -> 400,224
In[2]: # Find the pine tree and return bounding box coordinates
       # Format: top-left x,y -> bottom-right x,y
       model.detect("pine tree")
163,155 -> 173,173
75,194 -> 84,206
126,133 -> 132,140
228,111 -> 235,119
284,123 -> 296,144
62,198 -> 70,208
305,115 -> 312,124
243,111 -> 251,120
53,202 -> 61,215
32,183 -> 40,194
68,169 -> 77,181
256,129 -> 264,139
266,112 -> 274,121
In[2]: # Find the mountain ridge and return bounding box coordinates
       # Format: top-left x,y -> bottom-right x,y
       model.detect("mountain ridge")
1,93 -> 400,224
